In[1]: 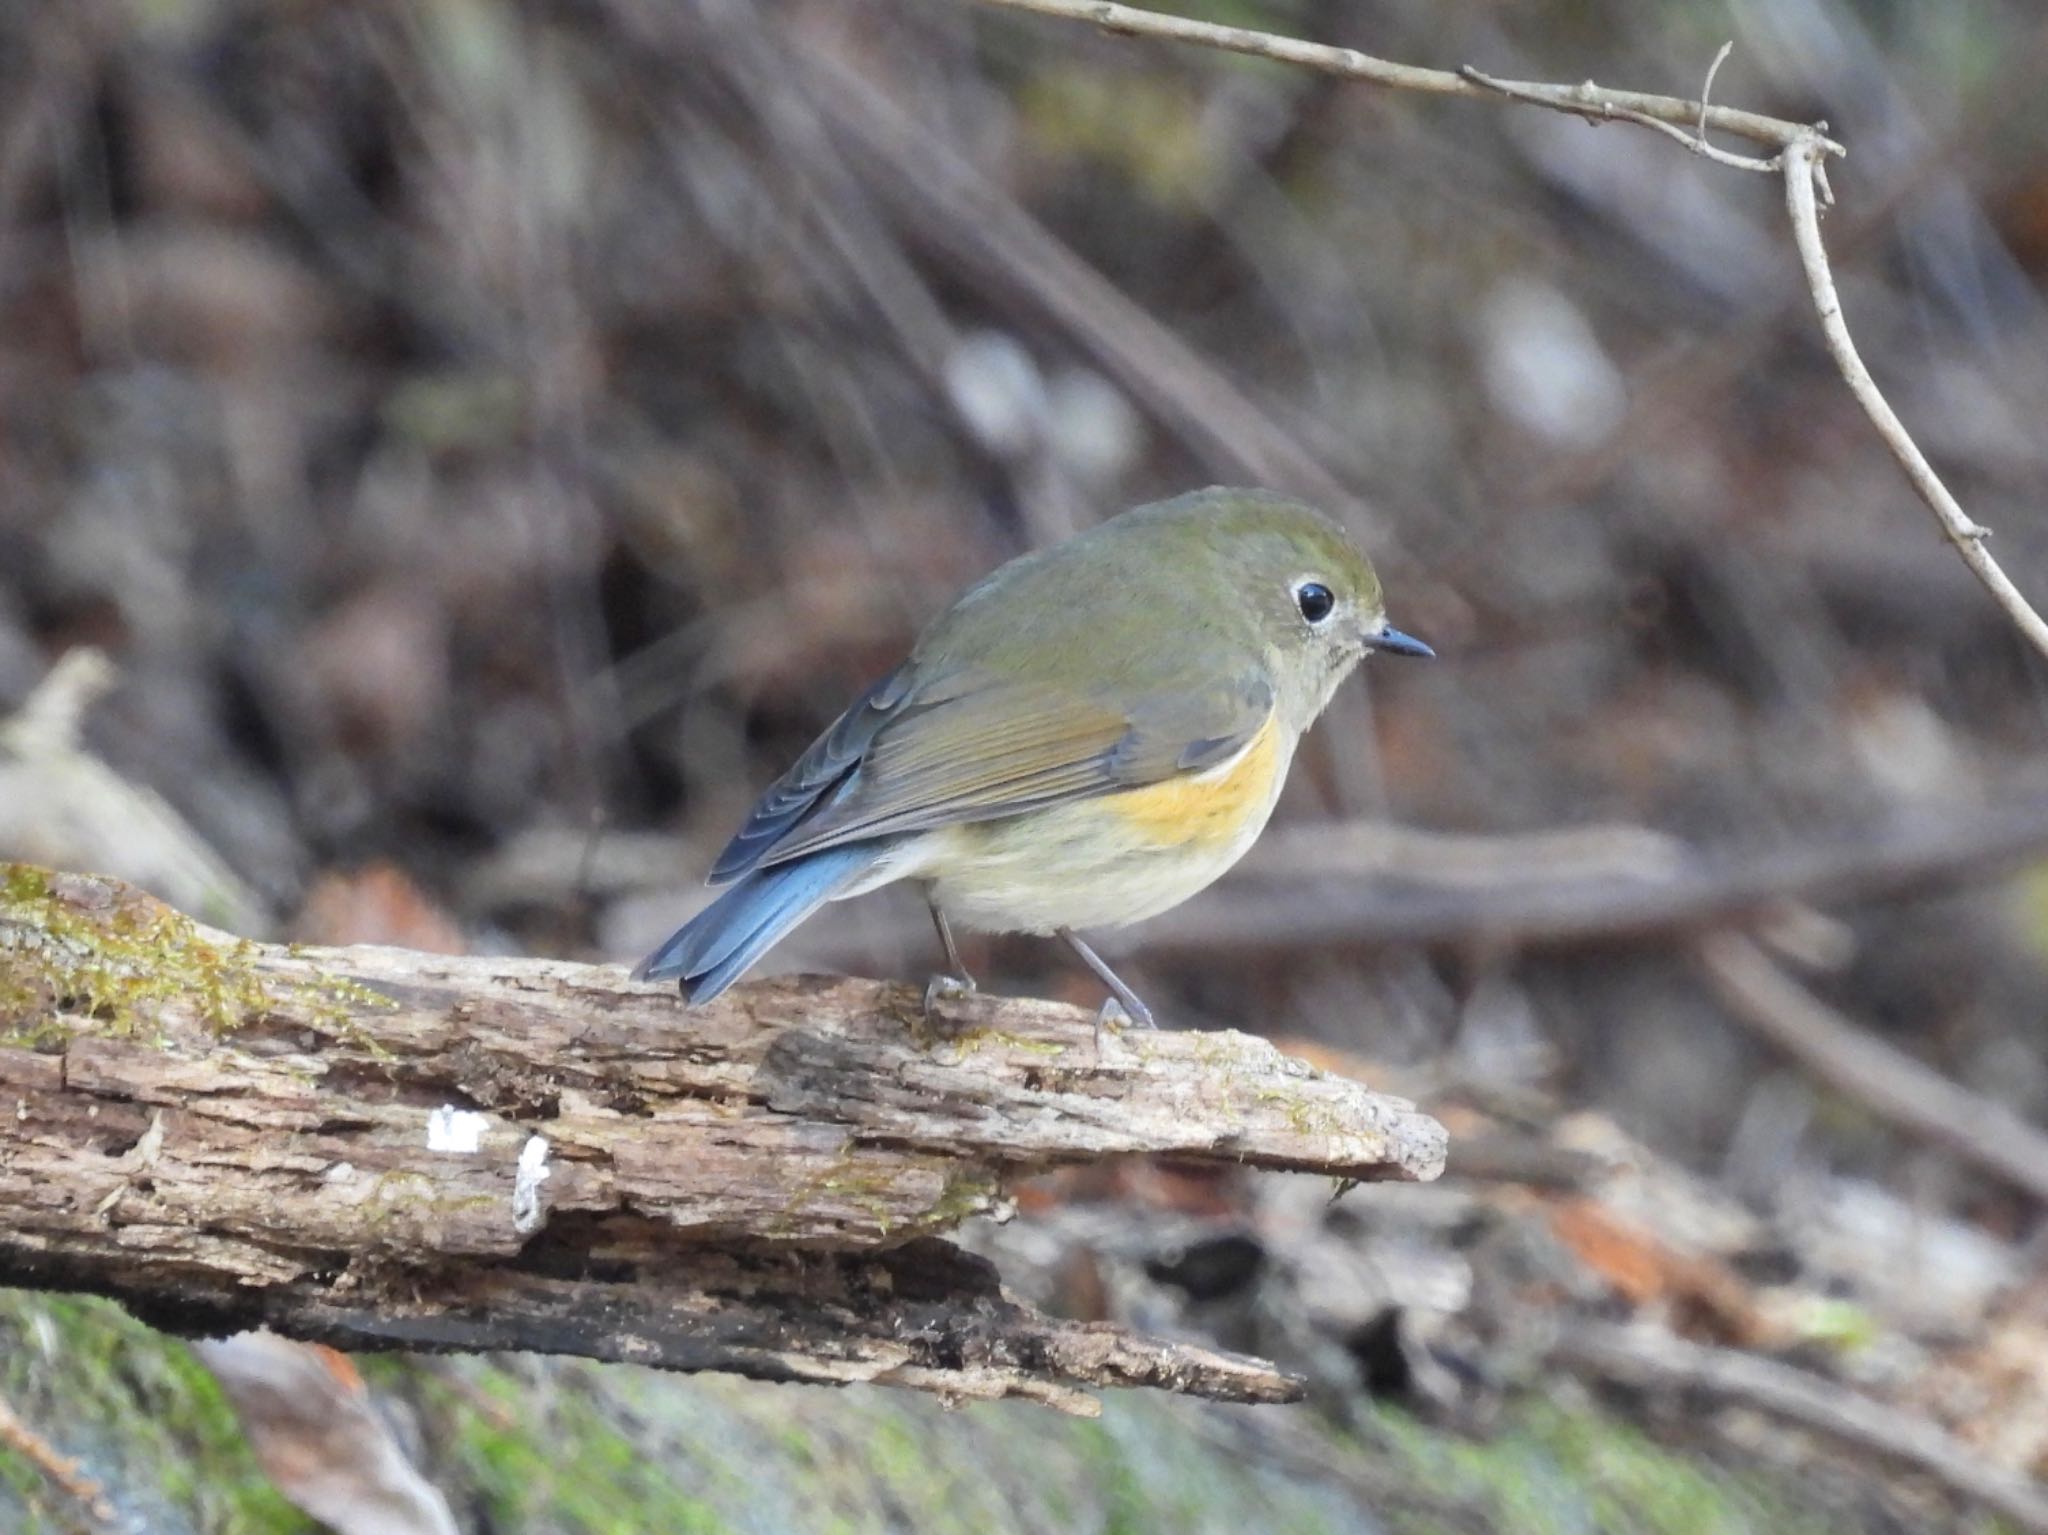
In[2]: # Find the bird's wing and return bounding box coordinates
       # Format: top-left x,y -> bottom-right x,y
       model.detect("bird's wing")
707,662 -> 1274,881
706,663 -> 915,883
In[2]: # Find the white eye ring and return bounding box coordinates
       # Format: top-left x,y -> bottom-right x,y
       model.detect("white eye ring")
1292,579 -> 1337,625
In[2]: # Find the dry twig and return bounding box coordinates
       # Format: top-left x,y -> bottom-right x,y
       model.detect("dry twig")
1778,135 -> 2048,656
0,1391 -> 117,1530
967,0 -> 1837,153
964,0 -> 2048,660
1458,65 -> 1782,175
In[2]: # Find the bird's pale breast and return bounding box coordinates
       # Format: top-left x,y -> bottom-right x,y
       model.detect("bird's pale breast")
904,713 -> 1292,933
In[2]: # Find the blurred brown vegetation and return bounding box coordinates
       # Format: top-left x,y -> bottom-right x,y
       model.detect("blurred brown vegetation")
8,0 -> 2048,1522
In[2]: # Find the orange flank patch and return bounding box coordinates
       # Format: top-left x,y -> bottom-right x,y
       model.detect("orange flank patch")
1097,714 -> 1282,848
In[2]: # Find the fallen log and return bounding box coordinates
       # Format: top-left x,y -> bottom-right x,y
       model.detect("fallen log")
0,865 -> 1446,1413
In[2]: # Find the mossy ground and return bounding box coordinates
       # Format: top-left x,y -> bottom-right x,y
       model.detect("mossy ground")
377,1353 -> 1366,1535
0,1292 -> 312,1535
0,1290 -> 1895,1534
0,1285 -> 1867,1535
1360,1397 -> 1843,1535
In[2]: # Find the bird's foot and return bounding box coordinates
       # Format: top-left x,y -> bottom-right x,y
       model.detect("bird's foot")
1092,994 -> 1156,1053
923,972 -> 978,1017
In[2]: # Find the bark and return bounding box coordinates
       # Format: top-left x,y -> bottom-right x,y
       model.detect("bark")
0,866 -> 1447,1412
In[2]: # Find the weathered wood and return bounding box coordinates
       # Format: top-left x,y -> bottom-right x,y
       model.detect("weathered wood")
0,867 -> 1446,1410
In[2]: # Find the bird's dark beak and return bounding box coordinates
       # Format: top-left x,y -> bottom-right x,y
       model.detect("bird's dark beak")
1373,625 -> 1435,659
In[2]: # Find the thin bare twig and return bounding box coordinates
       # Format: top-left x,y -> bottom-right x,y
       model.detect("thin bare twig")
1781,136 -> 2048,659
1697,932 -> 2048,1205
966,0 -> 2048,661
1697,41 -> 1733,149
1460,65 -> 1781,175
0,1390 -> 117,1530
968,0 -> 1840,155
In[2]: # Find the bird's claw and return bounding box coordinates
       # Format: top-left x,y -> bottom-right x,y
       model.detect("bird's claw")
923,972 -> 977,1017
1093,994 -> 1156,1052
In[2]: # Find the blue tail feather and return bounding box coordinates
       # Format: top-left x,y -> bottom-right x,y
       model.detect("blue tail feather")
633,843 -> 885,1003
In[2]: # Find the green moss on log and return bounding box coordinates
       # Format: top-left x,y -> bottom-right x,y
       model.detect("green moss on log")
0,865 -> 271,1046
0,864 -> 392,1049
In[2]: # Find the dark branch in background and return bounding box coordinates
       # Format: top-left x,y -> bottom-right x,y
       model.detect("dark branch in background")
1696,933 -> 2048,1205
1554,1322 -> 2048,1533
1145,799 -> 2048,953
962,0 -> 2048,658
787,800 -> 2048,963
0,867 -> 1445,1414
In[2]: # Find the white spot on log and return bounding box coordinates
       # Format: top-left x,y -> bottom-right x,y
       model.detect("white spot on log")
426,1105 -> 489,1154
323,1162 -> 356,1184
512,1134 -> 550,1236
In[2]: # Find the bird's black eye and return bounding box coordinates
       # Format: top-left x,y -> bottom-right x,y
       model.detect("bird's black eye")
1294,581 -> 1335,624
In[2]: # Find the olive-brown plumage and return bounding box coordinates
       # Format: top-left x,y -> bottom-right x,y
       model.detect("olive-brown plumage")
636,486 -> 1431,1023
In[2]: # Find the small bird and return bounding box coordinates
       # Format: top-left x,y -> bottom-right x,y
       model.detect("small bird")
635,486 -> 1432,1028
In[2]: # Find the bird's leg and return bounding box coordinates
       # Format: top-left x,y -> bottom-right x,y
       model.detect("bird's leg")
1055,927 -> 1157,1042
923,895 -> 978,1015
